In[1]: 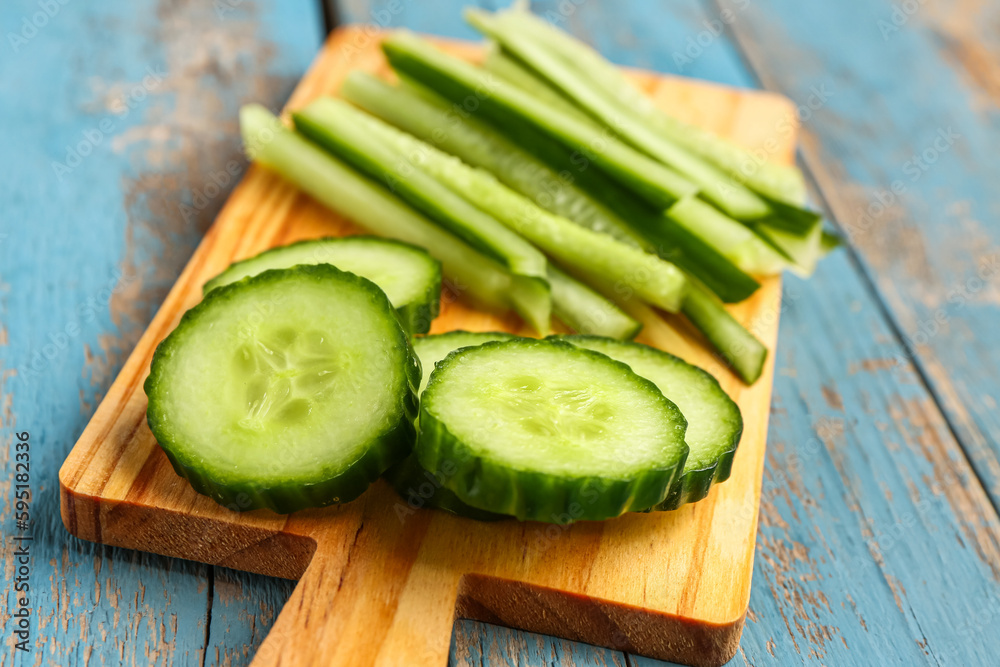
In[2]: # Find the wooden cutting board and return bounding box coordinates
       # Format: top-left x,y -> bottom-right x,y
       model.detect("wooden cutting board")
59,26 -> 793,667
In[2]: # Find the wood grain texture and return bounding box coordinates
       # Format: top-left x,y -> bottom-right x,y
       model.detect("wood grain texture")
57,26 -> 795,667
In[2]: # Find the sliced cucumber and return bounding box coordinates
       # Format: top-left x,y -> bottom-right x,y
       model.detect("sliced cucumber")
335,105 -> 687,313
204,237 -> 442,335
381,31 -> 697,209
385,331 -> 517,521
341,73 -> 759,304
559,335 -> 742,509
292,98 -> 548,284
682,282 -> 768,385
481,6 -> 808,205
416,338 -> 688,522
341,71 -> 646,248
666,196 -> 790,276
547,265 -> 641,340
145,265 -> 420,513
468,9 -> 773,221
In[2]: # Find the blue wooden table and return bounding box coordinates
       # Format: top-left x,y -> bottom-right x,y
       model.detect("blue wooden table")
3,0 -> 1000,664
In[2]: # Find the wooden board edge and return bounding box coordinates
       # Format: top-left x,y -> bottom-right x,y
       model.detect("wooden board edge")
60,481 -> 315,580
457,574 -> 745,667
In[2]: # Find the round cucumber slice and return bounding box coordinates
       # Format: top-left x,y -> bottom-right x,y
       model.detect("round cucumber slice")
145,265 -> 420,514
416,338 -> 688,522
203,236 -> 442,334
559,335 -> 742,509
385,331 -> 517,521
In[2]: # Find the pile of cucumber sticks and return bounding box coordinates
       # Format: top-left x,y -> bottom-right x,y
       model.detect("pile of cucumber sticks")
144,6 -> 833,521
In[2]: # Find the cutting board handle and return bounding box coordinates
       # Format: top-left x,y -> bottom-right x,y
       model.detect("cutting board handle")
249,496 -> 463,667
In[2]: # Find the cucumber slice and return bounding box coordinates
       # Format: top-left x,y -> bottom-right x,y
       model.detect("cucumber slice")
416,338 -> 689,522
204,237 -> 442,335
559,335 -> 742,509
385,331 -> 517,521
144,265 -> 420,513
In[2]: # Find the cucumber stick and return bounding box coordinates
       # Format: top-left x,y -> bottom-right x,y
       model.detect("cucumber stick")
547,265 -> 641,340
416,338 -> 688,521
484,6 -> 807,206
291,100 -> 546,283
683,282 -> 768,384
239,104 -> 549,334
667,197 -> 790,276
473,6 -> 825,268
342,72 -> 645,248
145,265 -> 420,513
481,47 -> 592,124
204,237 -> 441,334
468,9 -> 773,221
341,73 -> 759,304
560,336 -> 742,509
381,31 -> 698,209
477,21 -> 821,274
325,100 -> 687,313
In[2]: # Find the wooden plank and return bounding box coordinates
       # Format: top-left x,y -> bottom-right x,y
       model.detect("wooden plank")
0,0 -> 321,665
57,25 -> 795,667
716,0 -> 1000,512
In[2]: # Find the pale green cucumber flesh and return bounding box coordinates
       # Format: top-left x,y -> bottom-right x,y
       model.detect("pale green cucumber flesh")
416,338 -> 688,522
204,237 -> 442,334
145,265 -> 419,513
559,335 -> 742,509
